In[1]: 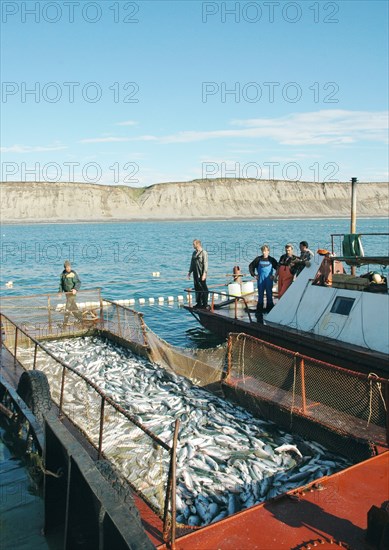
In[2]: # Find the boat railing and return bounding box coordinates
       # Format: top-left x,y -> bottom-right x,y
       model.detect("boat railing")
186,288 -> 254,321
0,311 -> 179,547
330,232 -> 389,266
0,290 -> 151,348
224,332 -> 389,451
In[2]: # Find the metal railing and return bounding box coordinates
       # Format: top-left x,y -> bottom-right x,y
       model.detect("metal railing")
186,288 -> 255,321
0,312 -> 179,548
225,333 -> 389,448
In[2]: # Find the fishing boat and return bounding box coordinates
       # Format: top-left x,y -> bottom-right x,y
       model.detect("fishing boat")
186,179 -> 389,377
185,232 -> 389,377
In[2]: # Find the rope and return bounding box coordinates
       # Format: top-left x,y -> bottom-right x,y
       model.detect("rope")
367,372 -> 387,427
236,333 -> 247,384
290,355 -> 297,428
32,453 -> 63,478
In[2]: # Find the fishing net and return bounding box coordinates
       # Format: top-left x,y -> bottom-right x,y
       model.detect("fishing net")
100,300 -> 147,348
0,289 -> 104,341
224,333 -> 388,456
145,331 -> 225,387
95,299 -> 226,386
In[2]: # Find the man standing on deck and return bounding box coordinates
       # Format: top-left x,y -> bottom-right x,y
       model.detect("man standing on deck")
290,241 -> 314,277
58,260 -> 83,326
249,245 -> 278,313
188,240 -> 209,309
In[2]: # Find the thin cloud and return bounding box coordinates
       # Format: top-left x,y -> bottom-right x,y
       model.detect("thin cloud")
128,110 -> 388,146
80,137 -> 131,143
116,120 -> 138,126
1,144 -> 68,153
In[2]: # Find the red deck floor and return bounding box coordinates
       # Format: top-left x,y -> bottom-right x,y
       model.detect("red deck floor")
159,452 -> 389,550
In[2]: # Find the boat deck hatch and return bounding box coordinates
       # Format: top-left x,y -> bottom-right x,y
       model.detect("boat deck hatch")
330,296 -> 355,315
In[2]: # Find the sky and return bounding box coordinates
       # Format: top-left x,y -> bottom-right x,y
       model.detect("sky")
1,0 -> 388,187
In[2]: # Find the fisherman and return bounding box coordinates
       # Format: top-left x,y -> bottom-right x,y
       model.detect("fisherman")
249,245 -> 278,312
276,244 -> 298,298
290,241 -> 314,277
188,240 -> 209,309
58,260 -> 83,326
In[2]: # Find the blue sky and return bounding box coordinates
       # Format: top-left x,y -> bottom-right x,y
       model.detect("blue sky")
1,0 -> 388,187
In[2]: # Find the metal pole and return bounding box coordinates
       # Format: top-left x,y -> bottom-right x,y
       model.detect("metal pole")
385,382 -> 389,448
14,327 -> 18,368
98,396 -> 105,460
350,177 -> 358,276
300,357 -> 307,414
163,419 -> 180,546
47,295 -> 52,334
33,343 -> 38,370
59,366 -> 66,417
350,177 -> 358,234
170,419 -> 180,549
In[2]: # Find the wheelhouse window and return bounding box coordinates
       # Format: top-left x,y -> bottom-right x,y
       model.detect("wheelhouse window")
330,297 -> 355,315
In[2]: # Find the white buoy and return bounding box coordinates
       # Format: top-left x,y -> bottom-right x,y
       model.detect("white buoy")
177,295 -> 184,302
155,272 -> 160,277
149,297 -> 155,304
213,293 -> 219,300
5,281 -> 13,288
129,298 -> 135,305
158,296 -> 164,303
139,298 -> 145,305
167,296 -> 174,303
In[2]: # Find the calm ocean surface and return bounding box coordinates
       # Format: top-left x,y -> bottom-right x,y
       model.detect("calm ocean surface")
1,218 -> 388,348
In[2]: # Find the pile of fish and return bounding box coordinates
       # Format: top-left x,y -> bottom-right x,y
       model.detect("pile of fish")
43,336 -> 351,526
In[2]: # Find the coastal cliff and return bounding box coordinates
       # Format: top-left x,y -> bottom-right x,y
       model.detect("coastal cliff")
1,179 -> 387,223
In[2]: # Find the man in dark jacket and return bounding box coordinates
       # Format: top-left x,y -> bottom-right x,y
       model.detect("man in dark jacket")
188,240 -> 209,308
249,245 -> 278,312
290,241 -> 314,277
58,260 -> 83,325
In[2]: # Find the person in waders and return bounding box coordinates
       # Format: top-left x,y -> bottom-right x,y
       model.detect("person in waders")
188,240 -> 209,309
249,245 -> 278,313
58,260 -> 83,327
276,243 -> 298,298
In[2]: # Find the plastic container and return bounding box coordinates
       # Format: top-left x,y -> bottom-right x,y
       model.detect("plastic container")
241,281 -> 254,295
228,283 -> 242,297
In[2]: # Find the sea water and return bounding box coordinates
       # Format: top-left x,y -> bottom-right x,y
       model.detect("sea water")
1,218 -> 388,347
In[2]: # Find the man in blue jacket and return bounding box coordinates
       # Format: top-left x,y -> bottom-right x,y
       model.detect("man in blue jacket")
58,260 -> 83,325
249,245 -> 278,312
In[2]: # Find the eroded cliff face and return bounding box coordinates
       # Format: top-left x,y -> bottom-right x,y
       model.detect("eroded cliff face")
0,179 -> 387,223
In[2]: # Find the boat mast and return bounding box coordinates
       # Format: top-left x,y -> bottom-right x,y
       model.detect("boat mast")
350,177 -> 358,275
